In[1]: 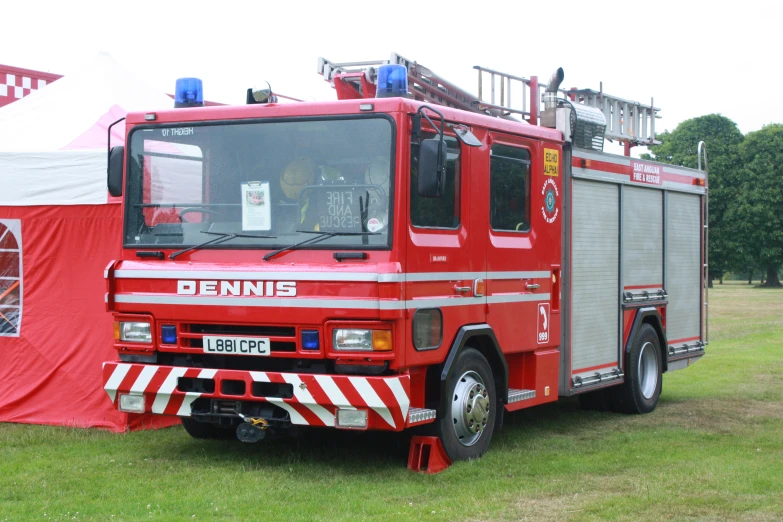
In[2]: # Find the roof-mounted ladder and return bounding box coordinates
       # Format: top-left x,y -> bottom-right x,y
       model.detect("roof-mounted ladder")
318,53 -> 661,146
318,53 -> 483,115
473,67 -> 660,146
564,87 -> 660,146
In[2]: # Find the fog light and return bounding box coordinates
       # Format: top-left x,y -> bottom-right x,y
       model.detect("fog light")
119,394 -> 145,413
336,408 -> 368,429
301,330 -> 320,350
161,325 -> 177,344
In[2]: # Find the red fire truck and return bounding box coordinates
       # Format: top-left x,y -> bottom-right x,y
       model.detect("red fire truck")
102,55 -> 708,466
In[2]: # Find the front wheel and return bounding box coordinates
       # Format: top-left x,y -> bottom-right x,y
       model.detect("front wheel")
434,348 -> 497,461
610,324 -> 663,414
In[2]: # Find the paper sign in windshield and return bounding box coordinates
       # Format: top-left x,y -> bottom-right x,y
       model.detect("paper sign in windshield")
316,188 -> 363,232
241,181 -> 272,231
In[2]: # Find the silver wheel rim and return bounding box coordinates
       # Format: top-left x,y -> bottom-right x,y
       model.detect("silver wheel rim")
638,342 -> 659,399
451,370 -> 490,447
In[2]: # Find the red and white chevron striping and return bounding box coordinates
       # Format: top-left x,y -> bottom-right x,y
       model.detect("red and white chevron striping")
103,362 -> 411,430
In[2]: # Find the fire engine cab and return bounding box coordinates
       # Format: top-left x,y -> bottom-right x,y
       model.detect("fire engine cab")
102,54 -> 708,466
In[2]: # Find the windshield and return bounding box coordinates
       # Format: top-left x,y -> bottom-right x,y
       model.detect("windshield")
125,116 -> 394,251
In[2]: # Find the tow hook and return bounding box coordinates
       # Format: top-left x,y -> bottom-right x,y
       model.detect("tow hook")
236,413 -> 269,443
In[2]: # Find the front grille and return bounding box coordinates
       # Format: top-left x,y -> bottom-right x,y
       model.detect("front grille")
178,323 -> 298,353
188,324 -> 295,337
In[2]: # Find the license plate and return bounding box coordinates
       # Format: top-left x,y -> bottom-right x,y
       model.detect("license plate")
203,336 -> 270,356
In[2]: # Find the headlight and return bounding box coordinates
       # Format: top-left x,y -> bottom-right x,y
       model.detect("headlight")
333,329 -> 373,351
120,322 -> 152,343
332,329 -> 392,352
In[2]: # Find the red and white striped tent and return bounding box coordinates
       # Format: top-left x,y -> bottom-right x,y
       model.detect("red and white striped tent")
0,53 -> 177,431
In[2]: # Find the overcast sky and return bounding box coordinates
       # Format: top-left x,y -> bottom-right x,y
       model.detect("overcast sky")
4,0 -> 780,152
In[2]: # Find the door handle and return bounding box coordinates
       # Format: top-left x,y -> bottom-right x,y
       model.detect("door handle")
525,283 -> 540,291
454,285 -> 471,293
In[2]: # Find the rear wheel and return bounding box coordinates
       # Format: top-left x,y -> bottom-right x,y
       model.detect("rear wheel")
181,417 -> 235,439
434,348 -> 497,461
610,324 -> 662,414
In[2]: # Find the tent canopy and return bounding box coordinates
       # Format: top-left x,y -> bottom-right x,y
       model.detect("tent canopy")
0,53 -> 175,206
0,52 -> 173,152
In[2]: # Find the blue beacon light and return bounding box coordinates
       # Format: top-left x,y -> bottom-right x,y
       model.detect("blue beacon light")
301,330 -> 320,351
161,325 -> 177,344
174,77 -> 204,108
375,64 -> 408,98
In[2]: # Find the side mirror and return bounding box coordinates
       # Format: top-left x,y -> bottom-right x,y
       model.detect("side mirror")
417,138 -> 446,198
108,145 -> 124,197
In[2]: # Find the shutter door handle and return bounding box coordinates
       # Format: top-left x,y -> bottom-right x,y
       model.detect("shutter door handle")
525,283 -> 540,290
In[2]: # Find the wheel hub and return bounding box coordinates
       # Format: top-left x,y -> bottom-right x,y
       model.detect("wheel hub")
452,371 -> 490,446
638,341 -> 659,400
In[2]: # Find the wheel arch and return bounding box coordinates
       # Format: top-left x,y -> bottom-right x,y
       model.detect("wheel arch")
625,307 -> 668,373
432,325 -> 508,420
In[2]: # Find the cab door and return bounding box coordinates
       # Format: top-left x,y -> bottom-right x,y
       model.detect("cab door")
405,131 -> 486,364
481,133 -> 561,355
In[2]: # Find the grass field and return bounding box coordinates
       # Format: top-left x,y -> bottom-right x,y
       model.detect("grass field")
1,283 -> 781,521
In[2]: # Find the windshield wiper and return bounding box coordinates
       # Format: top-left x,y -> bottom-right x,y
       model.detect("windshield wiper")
263,230 -> 379,261
169,231 -> 277,260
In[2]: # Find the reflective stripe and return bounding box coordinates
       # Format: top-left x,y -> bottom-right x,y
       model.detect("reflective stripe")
176,369 -> 216,417
177,393 -> 201,416
112,270 -> 549,283
103,363 -> 412,430
405,271 -> 549,281
314,375 -> 351,407
113,294 -> 549,309
151,367 -> 188,414
349,377 -> 395,429
283,374 -> 335,427
486,293 -> 552,304
266,398 -> 308,425
250,371 -> 270,382
115,294 -> 395,310
486,271 -> 550,280
385,378 -> 410,422
114,269 -> 399,282
405,297 -> 485,309
104,363 -> 131,403
129,365 -> 158,394
575,149 -> 705,178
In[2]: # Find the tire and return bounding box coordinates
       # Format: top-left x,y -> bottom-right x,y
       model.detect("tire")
610,323 -> 663,414
434,348 -> 497,462
181,417 -> 234,440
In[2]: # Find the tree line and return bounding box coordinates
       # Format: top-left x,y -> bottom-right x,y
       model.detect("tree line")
641,115 -> 782,288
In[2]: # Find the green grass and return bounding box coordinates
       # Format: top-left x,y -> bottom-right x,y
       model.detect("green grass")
1,283 -> 781,521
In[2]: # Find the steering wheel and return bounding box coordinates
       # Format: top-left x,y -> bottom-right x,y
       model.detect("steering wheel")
178,207 -> 224,223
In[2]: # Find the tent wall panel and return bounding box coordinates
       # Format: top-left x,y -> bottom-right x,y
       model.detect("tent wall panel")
0,204 -> 177,431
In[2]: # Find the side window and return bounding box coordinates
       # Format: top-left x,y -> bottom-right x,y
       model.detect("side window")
410,135 -> 461,228
490,143 -> 531,232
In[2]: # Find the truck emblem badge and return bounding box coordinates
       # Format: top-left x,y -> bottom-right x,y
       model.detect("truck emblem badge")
541,178 -> 559,224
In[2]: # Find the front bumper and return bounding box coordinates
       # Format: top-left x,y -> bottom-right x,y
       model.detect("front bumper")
102,362 -> 412,431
